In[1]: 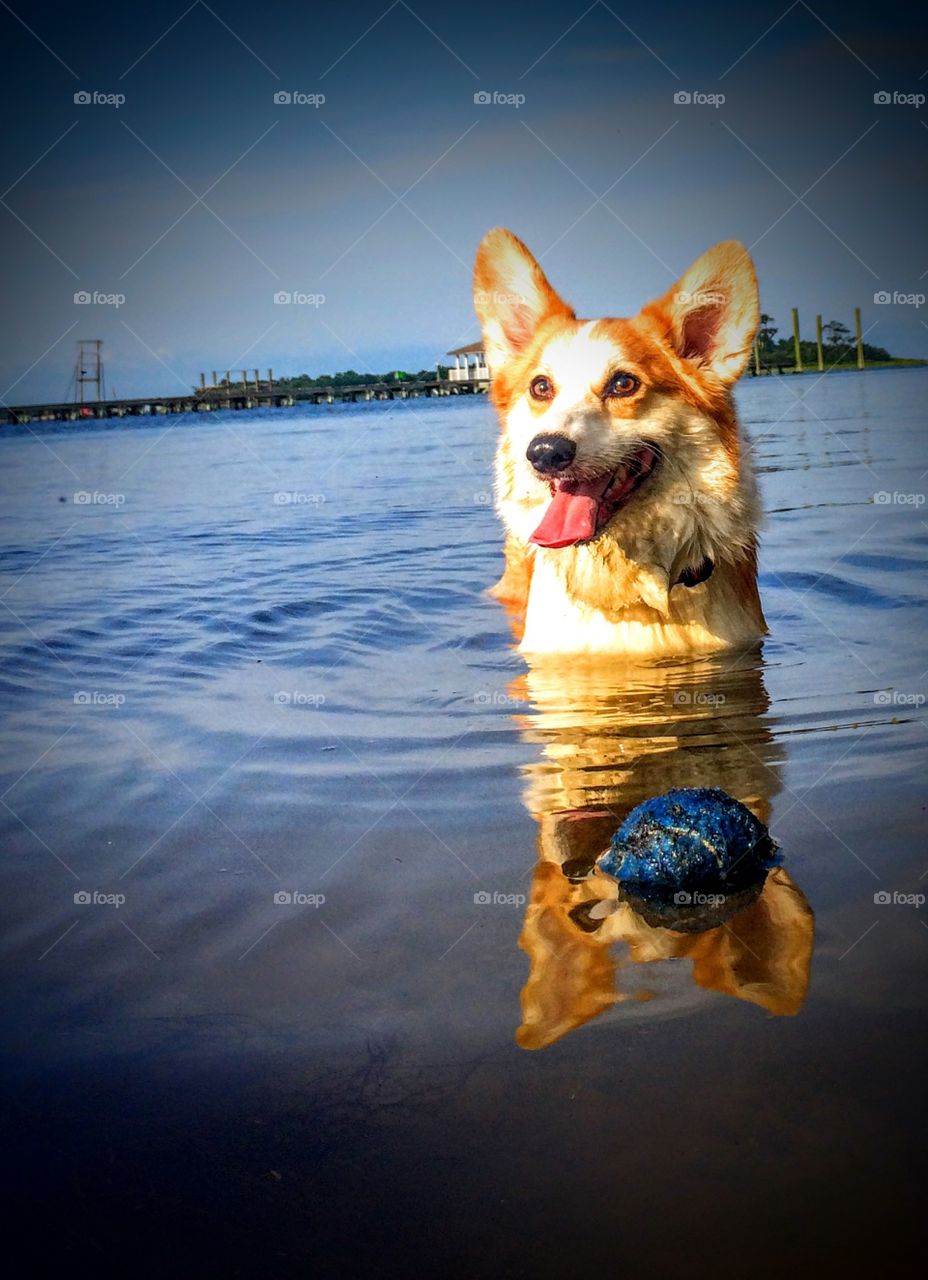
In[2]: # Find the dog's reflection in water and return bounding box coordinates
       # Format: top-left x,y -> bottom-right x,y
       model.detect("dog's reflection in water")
511,653 -> 814,1050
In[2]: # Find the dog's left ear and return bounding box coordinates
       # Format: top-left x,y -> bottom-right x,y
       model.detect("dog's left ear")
474,228 -> 575,373
644,241 -> 759,386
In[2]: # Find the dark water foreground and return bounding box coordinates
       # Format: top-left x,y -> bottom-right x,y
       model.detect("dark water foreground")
2,371 -> 926,1275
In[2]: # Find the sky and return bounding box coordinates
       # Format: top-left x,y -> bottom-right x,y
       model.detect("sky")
1,0 -> 926,402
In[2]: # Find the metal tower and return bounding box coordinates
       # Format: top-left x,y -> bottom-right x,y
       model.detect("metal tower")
75,339 -> 105,403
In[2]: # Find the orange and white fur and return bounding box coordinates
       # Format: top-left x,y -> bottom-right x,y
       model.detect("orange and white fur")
474,229 -> 767,656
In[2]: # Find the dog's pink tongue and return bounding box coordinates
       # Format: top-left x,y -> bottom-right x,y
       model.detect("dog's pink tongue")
529,479 -> 603,548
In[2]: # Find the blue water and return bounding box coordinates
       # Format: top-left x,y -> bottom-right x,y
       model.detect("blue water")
1,370 -> 926,1275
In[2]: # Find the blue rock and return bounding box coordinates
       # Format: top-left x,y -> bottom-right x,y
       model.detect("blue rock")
597,787 -> 779,902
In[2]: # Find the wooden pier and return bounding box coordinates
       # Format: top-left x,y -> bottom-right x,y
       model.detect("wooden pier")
0,377 -> 489,426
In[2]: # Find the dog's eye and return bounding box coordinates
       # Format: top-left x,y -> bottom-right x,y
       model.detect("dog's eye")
530,376 -> 554,401
605,371 -> 640,398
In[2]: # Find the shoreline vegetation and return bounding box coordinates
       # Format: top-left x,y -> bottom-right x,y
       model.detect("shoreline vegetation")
748,312 -> 925,375
226,357 -> 925,391
228,368 -> 450,390
754,357 -> 926,374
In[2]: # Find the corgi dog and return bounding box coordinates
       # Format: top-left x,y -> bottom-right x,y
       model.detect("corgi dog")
474,229 -> 767,656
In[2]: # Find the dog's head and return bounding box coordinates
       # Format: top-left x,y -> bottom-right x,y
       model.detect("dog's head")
474,229 -> 761,598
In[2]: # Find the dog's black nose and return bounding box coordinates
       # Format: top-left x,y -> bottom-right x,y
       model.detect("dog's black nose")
526,433 -> 576,475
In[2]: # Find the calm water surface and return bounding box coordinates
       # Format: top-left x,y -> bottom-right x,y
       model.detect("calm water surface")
2,370 -> 926,1275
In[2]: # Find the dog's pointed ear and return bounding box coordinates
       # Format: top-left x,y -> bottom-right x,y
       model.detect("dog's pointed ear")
474,228 -> 575,373
643,241 -> 759,386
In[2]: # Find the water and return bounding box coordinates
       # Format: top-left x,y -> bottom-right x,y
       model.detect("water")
2,371 -> 926,1275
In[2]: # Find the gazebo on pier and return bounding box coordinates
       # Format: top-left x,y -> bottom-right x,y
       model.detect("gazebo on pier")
444,341 -> 489,383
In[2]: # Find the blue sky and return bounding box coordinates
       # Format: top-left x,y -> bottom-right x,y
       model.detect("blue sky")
2,0 -> 925,401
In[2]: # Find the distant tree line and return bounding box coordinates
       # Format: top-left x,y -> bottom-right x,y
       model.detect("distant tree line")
755,314 -> 890,365
274,368 -> 448,388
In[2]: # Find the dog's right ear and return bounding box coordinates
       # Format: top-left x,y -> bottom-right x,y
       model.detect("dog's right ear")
474,229 -> 575,373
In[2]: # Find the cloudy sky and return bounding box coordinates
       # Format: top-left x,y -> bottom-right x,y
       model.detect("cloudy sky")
2,0 -> 925,401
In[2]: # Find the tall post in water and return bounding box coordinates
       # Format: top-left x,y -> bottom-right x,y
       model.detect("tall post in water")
253,369 -> 259,389
267,368 -> 273,391
752,337 -> 761,376
211,371 -> 218,387
242,370 -> 248,392
225,370 -> 231,389
199,372 -> 206,390
815,315 -> 824,371
791,308 -> 803,373
854,307 -> 865,369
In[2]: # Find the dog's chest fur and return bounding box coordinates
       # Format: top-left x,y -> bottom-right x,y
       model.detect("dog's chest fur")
521,547 -> 762,655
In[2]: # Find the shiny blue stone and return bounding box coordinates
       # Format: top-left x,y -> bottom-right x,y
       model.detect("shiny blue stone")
597,787 -> 778,900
